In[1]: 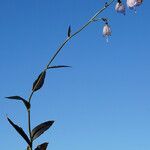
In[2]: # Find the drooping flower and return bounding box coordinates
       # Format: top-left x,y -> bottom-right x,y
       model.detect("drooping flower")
127,0 -> 137,9
127,0 -> 143,12
115,0 -> 126,15
103,23 -> 111,42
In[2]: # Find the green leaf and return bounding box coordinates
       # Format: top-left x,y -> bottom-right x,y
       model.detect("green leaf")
48,65 -> 71,69
67,25 -> 71,37
7,117 -> 31,147
35,142 -> 48,150
31,120 -> 54,141
32,71 -> 46,92
5,96 -> 30,110
102,18 -> 108,23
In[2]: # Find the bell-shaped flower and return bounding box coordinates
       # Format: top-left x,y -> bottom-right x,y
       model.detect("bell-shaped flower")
127,0 -> 143,12
103,23 -> 111,42
127,0 -> 137,9
115,0 -> 126,15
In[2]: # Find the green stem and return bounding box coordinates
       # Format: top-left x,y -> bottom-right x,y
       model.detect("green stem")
27,0 -> 115,149
27,91 -> 34,150
46,0 -> 115,69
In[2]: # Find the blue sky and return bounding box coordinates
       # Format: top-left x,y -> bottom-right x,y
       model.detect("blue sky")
0,0 -> 150,149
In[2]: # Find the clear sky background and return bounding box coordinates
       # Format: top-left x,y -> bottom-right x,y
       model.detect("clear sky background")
0,0 -> 150,150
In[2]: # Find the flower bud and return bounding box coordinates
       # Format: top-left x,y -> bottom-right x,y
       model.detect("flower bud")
115,1 -> 126,15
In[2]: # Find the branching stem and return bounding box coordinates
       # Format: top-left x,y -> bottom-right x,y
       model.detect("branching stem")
27,0 -> 115,149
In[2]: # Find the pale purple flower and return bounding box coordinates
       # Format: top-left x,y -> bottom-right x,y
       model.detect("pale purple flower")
103,24 -> 111,42
127,0 -> 143,12
127,0 -> 137,8
115,1 -> 126,15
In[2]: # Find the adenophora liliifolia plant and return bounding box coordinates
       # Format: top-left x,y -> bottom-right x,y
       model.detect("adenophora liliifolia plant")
5,0 -> 143,149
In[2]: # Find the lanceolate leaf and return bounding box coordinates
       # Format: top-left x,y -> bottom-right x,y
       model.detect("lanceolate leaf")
7,117 -> 31,147
102,18 -> 108,23
67,25 -> 71,37
5,96 -> 30,110
31,120 -> 54,141
48,65 -> 71,69
35,142 -> 48,150
32,71 -> 46,92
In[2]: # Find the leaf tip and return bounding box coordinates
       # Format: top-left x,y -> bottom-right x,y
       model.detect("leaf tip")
67,25 -> 71,37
